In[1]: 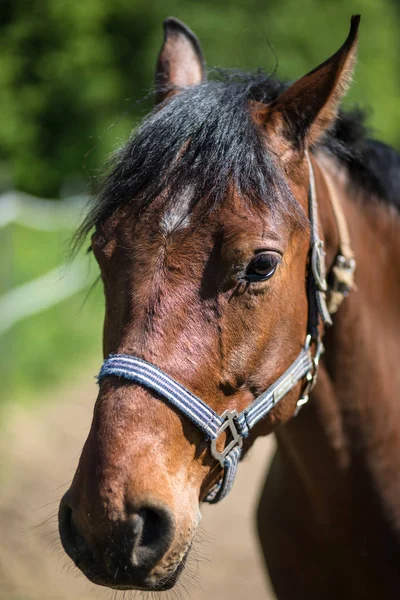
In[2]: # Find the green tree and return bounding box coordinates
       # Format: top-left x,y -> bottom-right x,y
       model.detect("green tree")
0,0 -> 398,197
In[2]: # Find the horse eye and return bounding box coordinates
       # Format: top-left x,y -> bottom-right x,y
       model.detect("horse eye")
245,253 -> 280,282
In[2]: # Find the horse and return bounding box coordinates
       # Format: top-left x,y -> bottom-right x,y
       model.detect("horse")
58,15 -> 400,599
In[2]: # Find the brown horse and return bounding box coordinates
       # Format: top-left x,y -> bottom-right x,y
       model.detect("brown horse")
58,15 -> 400,599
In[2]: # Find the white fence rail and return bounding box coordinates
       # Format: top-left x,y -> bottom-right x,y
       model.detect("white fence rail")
0,259 -> 97,335
0,191 -> 87,230
0,191 -> 95,334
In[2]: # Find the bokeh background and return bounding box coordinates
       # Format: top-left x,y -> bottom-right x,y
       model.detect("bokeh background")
0,1 -> 399,599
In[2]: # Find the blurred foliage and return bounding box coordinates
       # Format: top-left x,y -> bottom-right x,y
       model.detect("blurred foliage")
0,0 -> 399,197
2,283 -> 104,404
0,224 -> 104,405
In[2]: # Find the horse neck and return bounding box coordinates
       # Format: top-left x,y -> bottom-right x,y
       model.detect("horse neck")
277,152 -> 400,532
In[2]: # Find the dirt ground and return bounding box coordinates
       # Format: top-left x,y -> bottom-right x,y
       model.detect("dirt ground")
0,371 -> 276,600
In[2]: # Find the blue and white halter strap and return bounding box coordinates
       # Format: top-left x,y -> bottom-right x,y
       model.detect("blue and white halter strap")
97,157 -> 333,504
98,344 -> 315,503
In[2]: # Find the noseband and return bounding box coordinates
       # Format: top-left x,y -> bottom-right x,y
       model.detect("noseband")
98,155 -> 355,503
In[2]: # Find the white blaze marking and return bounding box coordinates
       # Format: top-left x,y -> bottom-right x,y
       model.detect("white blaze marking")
160,187 -> 194,235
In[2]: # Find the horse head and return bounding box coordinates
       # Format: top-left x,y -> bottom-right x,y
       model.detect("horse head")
59,15 -> 359,591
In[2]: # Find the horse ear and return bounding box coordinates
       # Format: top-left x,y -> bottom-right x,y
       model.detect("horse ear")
269,15 -> 360,148
155,17 -> 206,104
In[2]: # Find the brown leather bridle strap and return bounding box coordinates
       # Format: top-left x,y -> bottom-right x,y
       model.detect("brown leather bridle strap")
319,164 -> 356,315
322,165 -> 354,261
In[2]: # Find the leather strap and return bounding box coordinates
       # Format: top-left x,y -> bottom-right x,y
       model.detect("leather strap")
306,153 -> 332,333
320,165 -> 356,314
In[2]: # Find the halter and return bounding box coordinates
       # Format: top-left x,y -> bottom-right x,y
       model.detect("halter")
97,155 -> 355,503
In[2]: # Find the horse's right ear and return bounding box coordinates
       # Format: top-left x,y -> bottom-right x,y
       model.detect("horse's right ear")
155,17 -> 206,105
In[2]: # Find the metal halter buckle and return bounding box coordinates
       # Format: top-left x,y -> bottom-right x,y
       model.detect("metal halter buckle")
295,335 -> 324,415
210,410 -> 243,467
331,254 -> 356,296
311,240 -> 328,292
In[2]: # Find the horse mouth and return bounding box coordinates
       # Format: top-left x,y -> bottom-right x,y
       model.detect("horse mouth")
80,549 -> 189,592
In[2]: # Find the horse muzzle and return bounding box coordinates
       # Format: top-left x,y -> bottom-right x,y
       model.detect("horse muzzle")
58,490 -> 187,590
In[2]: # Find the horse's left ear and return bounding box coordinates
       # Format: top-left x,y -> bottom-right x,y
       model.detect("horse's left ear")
155,17 -> 206,105
269,15 -> 360,148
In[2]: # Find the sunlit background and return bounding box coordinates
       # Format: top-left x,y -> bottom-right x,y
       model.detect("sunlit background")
0,1 -> 399,598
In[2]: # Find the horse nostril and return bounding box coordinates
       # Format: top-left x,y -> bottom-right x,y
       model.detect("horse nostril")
137,508 -> 163,547
59,499 -> 77,561
129,504 -> 175,569
58,495 -> 91,567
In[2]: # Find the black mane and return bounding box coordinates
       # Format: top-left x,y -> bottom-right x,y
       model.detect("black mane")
323,111 -> 400,205
76,70 -> 400,244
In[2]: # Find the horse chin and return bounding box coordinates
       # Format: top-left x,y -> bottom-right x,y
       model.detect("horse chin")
144,542 -> 191,591
79,544 -> 190,592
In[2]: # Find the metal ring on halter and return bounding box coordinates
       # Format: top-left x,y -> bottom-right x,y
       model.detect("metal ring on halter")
296,335 -> 324,414
210,410 -> 243,468
304,335 -> 324,378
